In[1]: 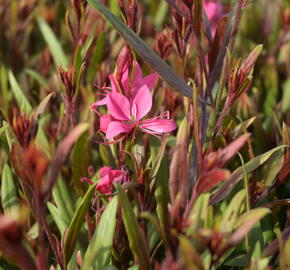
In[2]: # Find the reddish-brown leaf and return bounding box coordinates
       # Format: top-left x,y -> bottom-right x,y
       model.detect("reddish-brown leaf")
195,168 -> 231,195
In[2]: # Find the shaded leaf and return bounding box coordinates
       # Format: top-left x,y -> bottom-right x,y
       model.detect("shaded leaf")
0,215 -> 37,270
44,123 -> 89,198
169,117 -> 189,205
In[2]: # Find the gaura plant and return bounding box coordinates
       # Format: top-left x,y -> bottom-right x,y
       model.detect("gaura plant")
0,0 -> 289,269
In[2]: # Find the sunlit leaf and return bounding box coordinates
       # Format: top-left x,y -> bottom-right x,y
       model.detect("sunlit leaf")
8,71 -> 32,114
115,184 -> 150,270
82,196 -> 118,270
36,16 -> 68,68
63,183 -> 97,265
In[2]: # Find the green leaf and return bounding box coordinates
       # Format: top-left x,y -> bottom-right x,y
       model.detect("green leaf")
71,131 -> 89,195
36,16 -> 68,68
154,157 -> 171,248
63,183 -> 97,265
115,184 -> 151,270
47,202 -> 68,235
82,196 -> 118,270
179,236 -> 204,270
25,69 -> 49,89
8,70 -> 32,114
88,31 -> 106,82
220,190 -> 246,233
52,177 -> 75,225
282,79 -> 290,113
149,137 -> 167,189
154,1 -> 168,29
87,0 -> 192,98
1,164 -> 19,214
230,208 -> 270,246
211,145 -> 286,204
187,193 -> 211,235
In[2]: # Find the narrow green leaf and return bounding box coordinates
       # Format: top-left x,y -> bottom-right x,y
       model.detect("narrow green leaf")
187,193 -> 210,235
52,181 -> 72,228
1,164 -> 19,214
47,202 -> 68,235
154,157 -> 171,248
149,137 -> 167,189
230,208 -> 270,246
25,69 -> 49,89
220,190 -> 246,233
211,145 -> 286,203
87,0 -> 192,98
282,79 -> 290,113
72,132 -> 90,196
89,31 -> 107,81
8,70 -> 32,114
36,16 -> 68,68
115,184 -> 151,270
154,1 -> 168,28
64,183 -> 97,265
81,24 -> 97,59
82,196 -> 118,270
179,236 -> 204,270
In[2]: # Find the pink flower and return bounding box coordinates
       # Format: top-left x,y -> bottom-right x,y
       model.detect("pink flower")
103,85 -> 177,140
81,166 -> 127,194
91,62 -> 158,111
203,0 -> 224,36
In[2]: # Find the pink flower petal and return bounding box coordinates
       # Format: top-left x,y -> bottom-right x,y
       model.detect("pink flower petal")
142,73 -> 158,90
121,67 -> 130,93
140,119 -> 177,134
106,121 -> 131,140
133,63 -> 143,83
90,97 -> 107,111
131,85 -> 152,121
100,166 -> 112,178
107,92 -> 131,121
109,74 -> 119,92
100,114 -> 112,132
96,174 -> 113,194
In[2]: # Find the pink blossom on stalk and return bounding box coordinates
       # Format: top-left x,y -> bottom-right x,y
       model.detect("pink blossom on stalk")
203,0 -> 224,36
81,166 -> 127,194
90,62 -> 158,111
102,85 -> 177,140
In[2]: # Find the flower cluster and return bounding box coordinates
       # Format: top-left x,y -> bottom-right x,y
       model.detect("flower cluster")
91,60 -> 177,141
